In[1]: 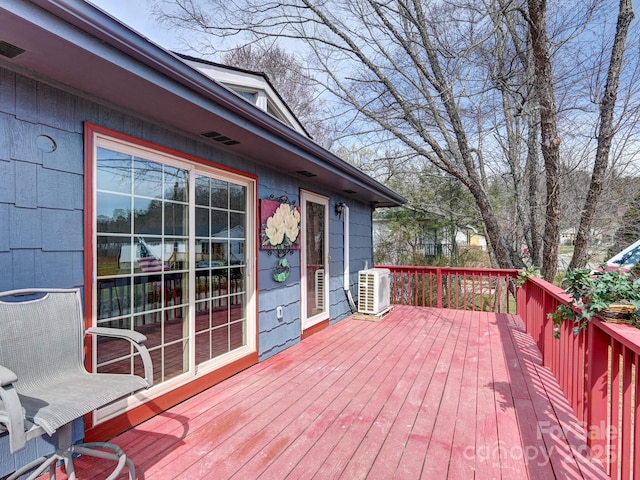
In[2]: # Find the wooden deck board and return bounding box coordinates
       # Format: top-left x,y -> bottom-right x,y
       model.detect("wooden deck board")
495,314 -> 557,479
145,318 -> 388,479
348,308 -> 449,480
225,316 -> 413,479
420,308 -> 469,479
307,312 -> 434,479
474,311 -> 501,479
64,306 -> 608,480
447,308 -> 479,479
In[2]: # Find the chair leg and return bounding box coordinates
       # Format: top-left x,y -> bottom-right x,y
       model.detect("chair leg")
72,442 -> 135,480
7,453 -> 61,480
7,435 -> 133,480
63,448 -> 76,480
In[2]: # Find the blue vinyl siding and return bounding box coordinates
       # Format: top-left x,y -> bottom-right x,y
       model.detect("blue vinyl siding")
0,65 -> 374,349
0,64 -> 375,474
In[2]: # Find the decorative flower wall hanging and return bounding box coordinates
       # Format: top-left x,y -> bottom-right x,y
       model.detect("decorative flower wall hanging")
260,197 -> 301,283
260,199 -> 301,252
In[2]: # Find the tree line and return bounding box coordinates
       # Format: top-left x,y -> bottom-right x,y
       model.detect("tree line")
153,0 -> 640,280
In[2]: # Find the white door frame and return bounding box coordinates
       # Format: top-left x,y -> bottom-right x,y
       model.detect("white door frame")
300,190 -> 329,330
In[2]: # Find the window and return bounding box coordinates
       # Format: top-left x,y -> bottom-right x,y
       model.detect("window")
235,90 -> 257,104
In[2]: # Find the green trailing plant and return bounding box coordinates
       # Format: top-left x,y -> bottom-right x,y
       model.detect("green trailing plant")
562,267 -> 595,299
550,265 -> 640,336
548,304 -> 576,339
516,266 -> 541,288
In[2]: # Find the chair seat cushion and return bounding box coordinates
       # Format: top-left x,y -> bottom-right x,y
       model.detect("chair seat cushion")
18,372 -> 149,435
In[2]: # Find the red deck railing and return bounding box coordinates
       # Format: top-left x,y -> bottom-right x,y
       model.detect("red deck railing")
377,265 -> 519,313
518,277 -> 640,479
380,265 -> 639,478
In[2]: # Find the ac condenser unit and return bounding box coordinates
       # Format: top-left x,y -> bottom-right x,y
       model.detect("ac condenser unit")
358,268 -> 391,315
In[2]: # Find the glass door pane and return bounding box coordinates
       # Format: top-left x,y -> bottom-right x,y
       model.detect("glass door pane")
95,148 -> 189,385
194,174 -> 248,366
306,201 -> 325,318
301,191 -> 329,329
94,140 -> 254,393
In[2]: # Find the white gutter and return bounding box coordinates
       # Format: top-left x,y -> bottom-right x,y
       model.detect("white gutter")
343,204 -> 349,290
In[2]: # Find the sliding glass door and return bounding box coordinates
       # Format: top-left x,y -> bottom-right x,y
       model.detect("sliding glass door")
92,134 -> 255,401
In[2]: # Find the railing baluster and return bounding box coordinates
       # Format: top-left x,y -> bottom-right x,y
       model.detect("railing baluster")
611,341 -> 621,479
585,322 -> 611,473
634,354 -> 640,480
622,346 -> 633,478
462,274 -> 468,310
436,268 -> 443,309
471,275 -> 476,312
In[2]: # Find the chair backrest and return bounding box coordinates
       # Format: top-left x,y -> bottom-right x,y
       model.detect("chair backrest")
0,289 -> 85,394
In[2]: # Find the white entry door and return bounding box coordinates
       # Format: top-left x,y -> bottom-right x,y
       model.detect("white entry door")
300,190 -> 329,330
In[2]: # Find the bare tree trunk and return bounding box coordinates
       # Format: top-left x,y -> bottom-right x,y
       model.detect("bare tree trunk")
467,182 -> 520,269
526,107 -> 543,266
525,31 -> 543,268
569,0 -> 635,270
499,0 -> 542,268
527,0 -> 561,282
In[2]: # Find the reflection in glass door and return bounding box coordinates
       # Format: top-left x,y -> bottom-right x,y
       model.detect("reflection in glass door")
301,191 -> 329,329
93,139 -> 254,392
193,175 -> 248,367
95,149 -> 190,385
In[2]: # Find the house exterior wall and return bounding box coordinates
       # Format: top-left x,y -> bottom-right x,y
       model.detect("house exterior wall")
0,66 -> 373,472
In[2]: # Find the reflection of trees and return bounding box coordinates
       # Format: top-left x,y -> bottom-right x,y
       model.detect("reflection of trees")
97,152 -> 245,266
97,194 -> 189,236
134,199 -> 163,234
97,209 -> 130,233
97,152 -> 189,200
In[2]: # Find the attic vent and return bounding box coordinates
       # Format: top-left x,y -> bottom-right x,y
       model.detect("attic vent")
343,189 -> 357,194
0,40 -> 25,59
296,170 -> 317,178
201,131 -> 240,146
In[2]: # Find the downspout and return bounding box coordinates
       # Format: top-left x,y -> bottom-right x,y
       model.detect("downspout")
342,204 -> 357,313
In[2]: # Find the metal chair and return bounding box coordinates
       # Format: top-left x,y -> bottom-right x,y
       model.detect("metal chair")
0,289 -> 153,480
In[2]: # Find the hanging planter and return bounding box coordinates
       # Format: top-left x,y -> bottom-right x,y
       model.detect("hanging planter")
549,265 -> 640,336
601,303 -> 637,325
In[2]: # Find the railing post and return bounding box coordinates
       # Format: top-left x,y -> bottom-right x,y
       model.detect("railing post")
436,267 -> 443,309
516,284 -> 526,325
586,321 -> 610,473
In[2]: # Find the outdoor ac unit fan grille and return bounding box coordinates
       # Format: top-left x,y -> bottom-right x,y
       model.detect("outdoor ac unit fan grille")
358,268 -> 391,315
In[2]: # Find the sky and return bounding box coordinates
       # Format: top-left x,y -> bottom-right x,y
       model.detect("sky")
87,0 -> 183,50
88,0 -> 640,59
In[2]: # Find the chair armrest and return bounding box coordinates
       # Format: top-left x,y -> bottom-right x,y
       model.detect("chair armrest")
86,327 -> 147,344
0,365 -> 27,453
86,328 -> 154,388
0,365 -> 17,387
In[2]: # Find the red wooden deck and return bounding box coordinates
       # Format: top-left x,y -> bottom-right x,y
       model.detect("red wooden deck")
76,306 -> 608,479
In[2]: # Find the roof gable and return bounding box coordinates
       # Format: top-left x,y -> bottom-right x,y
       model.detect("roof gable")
177,54 -> 310,138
